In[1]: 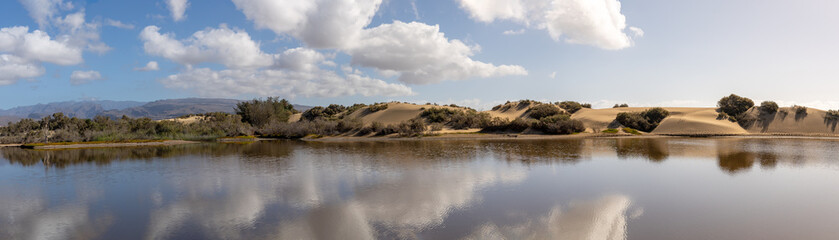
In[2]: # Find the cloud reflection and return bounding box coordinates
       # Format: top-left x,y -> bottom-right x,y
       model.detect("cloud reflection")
464,195 -> 632,240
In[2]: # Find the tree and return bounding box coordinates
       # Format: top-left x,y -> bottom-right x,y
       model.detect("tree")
717,94 -> 754,118
235,97 -> 296,127
759,101 -> 779,114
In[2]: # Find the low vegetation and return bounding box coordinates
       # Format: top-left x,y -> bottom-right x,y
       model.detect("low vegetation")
556,101 -> 584,114
613,104 -> 629,108
615,108 -> 670,132
759,101 -> 779,114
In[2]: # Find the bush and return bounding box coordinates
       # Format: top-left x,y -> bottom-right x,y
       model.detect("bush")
532,117 -> 585,134
615,108 -> 670,132
396,118 -> 427,137
623,128 -> 642,135
758,101 -> 779,114
528,104 -> 562,119
581,103 -> 592,109
602,128 -> 619,133
557,101 -> 583,114
793,105 -> 808,115
717,94 -> 754,117
613,104 -> 629,108
235,97 -> 296,127
369,103 -> 389,112
826,110 -> 839,120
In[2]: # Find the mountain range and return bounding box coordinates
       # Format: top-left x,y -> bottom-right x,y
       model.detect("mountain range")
0,98 -> 312,125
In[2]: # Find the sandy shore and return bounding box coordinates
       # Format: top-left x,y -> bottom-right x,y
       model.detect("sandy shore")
304,132 -> 839,143
22,140 -> 198,150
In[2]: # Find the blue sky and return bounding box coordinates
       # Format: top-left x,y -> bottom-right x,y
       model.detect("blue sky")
2,0 -> 839,110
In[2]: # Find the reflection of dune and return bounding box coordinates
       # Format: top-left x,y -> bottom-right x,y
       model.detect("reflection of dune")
465,195 -> 632,240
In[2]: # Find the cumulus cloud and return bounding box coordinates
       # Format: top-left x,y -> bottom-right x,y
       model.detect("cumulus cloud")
17,0 -> 74,28
457,0 -> 641,50
0,26 -> 83,65
231,0 -> 381,49
105,19 -> 134,29
70,70 -> 102,85
347,21 -> 528,84
0,54 -> 44,85
134,61 -> 159,71
159,48 -> 413,98
140,25 -> 274,69
231,0 -> 525,84
1,3 -> 108,85
166,0 -> 189,22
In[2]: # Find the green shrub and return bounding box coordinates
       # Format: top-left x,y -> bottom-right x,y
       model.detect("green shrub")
557,101 -> 583,114
602,128 -> 619,133
826,110 -> 839,120
369,103 -> 389,112
235,97 -> 296,127
528,104 -> 562,119
623,128 -> 642,135
581,103 -> 592,108
793,105 -> 808,115
615,108 -> 670,132
613,104 -> 629,108
759,101 -> 779,114
532,118 -> 585,134
717,94 -> 754,117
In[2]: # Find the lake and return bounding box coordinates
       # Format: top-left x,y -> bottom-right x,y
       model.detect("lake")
2,137 -> 839,240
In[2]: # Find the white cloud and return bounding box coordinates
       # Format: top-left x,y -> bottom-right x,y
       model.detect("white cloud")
457,0 -> 641,50
503,29 -> 526,35
0,54 -> 45,85
231,0 -> 381,49
17,0 -> 73,28
134,61 -> 159,71
549,71 -> 557,79
160,48 -> 414,98
231,0 -> 526,85
140,25 -> 273,69
0,26 -> 83,65
629,26 -> 644,37
105,19 -> 135,29
347,21 -> 528,84
0,5 -> 108,85
166,0 -> 189,22
70,70 -> 102,85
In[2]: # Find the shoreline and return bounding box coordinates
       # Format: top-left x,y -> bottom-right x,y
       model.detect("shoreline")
19,140 -> 198,150
5,133 -> 839,149
303,132 -> 839,142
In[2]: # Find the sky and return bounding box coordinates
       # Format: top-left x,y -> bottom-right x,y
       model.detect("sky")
2,0 -> 839,110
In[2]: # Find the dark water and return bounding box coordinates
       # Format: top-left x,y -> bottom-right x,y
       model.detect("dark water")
3,138 -> 839,240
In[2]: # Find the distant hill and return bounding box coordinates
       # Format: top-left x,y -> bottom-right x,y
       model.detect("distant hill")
0,100 -> 145,119
0,98 -> 314,121
0,116 -> 22,127
101,98 -> 240,120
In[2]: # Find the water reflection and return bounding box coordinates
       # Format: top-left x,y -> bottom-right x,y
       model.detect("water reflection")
4,138 -> 839,239
465,195 -> 632,240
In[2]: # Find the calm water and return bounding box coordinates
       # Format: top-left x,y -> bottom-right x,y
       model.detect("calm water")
3,138 -> 839,240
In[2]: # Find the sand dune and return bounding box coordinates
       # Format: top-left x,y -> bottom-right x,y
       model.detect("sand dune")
651,108 -> 747,135
346,102 -> 465,125
486,102 -> 534,120
741,107 -> 839,134
298,101 -> 839,136
571,107 -> 747,135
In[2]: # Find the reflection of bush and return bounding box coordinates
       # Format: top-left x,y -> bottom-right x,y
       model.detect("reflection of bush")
614,138 -> 669,162
717,152 -> 755,174
1,141 -> 295,168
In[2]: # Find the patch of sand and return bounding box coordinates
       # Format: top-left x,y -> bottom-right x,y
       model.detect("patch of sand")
159,115 -> 205,124
288,113 -> 302,122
